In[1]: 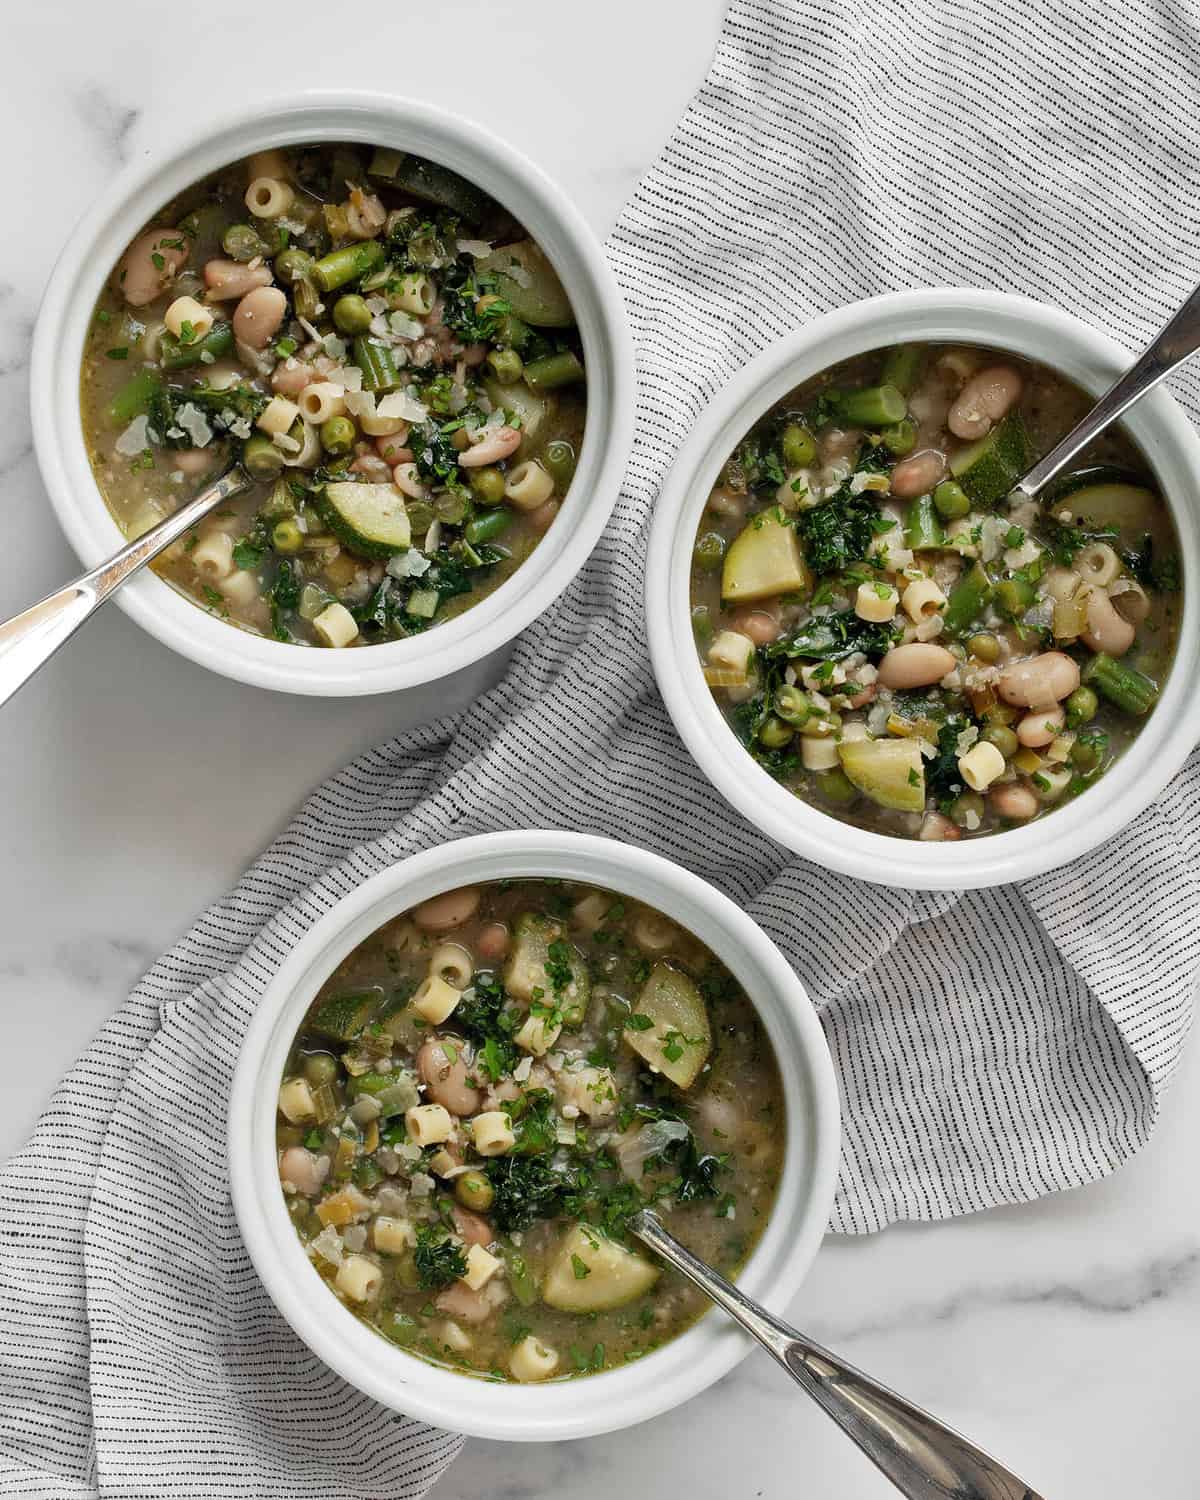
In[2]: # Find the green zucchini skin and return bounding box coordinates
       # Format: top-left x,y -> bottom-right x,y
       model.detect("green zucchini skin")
316,482 -> 412,561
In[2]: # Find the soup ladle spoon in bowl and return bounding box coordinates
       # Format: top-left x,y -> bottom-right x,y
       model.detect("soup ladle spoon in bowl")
0,464 -> 249,710
631,1209 -> 1044,1500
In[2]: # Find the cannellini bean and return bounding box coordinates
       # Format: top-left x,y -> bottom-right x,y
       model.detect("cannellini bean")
919,812 -> 961,841
820,427 -> 861,462
173,447 -> 217,476
459,426 -> 521,466
271,358 -> 317,396
418,1038 -> 481,1117
349,454 -> 392,481
728,608 -> 781,645
876,642 -> 956,689
947,365 -> 1023,440
1017,705 -> 1066,748
375,429 -> 412,464
393,462 -> 431,500
452,1205 -> 494,1248
476,922 -> 510,962
889,448 -> 947,497
996,651 -> 1080,706
204,258 -> 273,300
528,499 -> 560,534
278,1146 -> 325,1197
232,286 -> 287,349
435,1283 -> 495,1325
847,684 -> 877,709
1082,587 -> 1136,656
1042,566 -> 1082,603
414,886 -> 481,931
117,227 -> 188,306
989,782 -> 1039,821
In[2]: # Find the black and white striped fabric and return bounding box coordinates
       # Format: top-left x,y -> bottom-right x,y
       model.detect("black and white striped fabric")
6,0 -> 1200,1491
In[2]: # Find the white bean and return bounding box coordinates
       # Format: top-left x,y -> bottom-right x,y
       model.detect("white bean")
204,258 -> 273,300
996,651 -> 1080,706
876,642 -> 956,689
417,1038 -> 481,1117
1016,706 -> 1065,749
459,426 -> 521,467
117,227 -> 188,307
414,886 -> 481,931
947,366 -> 1023,440
890,449 -> 947,497
1082,587 -> 1136,656
232,286 -> 287,350
989,782 -> 1039,821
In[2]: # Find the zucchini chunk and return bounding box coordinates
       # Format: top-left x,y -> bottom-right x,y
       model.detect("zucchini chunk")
949,412 -> 1030,506
721,510 -> 811,605
504,913 -> 591,1025
480,240 -> 574,327
482,378 -> 549,452
377,154 -> 489,224
623,962 -> 712,1089
1055,482 -> 1160,538
838,737 -> 925,813
542,1225 -> 659,1312
309,987 -> 383,1043
316,482 -> 411,560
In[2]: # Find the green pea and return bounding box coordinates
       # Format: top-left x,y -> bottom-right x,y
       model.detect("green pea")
814,768 -> 857,804
774,684 -> 812,726
223,223 -> 269,263
950,790 -> 986,828
303,1053 -> 339,1086
544,439 -> 577,489
455,1171 -> 495,1212
1071,738 -> 1101,771
470,467 -> 507,506
494,313 -> 531,351
241,432 -> 285,480
758,716 -> 794,749
881,418 -> 918,457
1065,685 -> 1098,728
486,348 -> 524,385
321,416 -> 356,455
333,294 -> 373,335
435,491 -> 470,525
272,518 -> 304,554
967,631 -> 1000,663
693,531 -> 726,572
274,247 -> 316,286
933,480 -> 971,520
781,423 -> 817,468
981,724 -> 1018,758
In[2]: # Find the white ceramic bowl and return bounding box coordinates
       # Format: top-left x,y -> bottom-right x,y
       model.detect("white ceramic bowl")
31,93 -> 633,696
647,289 -> 1200,890
228,831 -> 840,1441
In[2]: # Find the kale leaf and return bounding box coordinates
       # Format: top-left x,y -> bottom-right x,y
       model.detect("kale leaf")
796,483 -> 893,574
486,1155 -> 571,1233
769,608 -> 900,662
413,1224 -> 467,1290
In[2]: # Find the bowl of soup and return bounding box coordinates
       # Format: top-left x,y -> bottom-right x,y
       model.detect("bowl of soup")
646,290 -> 1200,889
32,93 -> 633,694
228,831 -> 840,1440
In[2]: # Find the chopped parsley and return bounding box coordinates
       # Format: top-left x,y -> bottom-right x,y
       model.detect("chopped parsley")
413,1225 -> 467,1290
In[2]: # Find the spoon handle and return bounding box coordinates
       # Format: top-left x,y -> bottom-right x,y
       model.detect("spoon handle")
1013,280 -> 1200,500
0,468 -> 247,710
631,1211 -> 1043,1500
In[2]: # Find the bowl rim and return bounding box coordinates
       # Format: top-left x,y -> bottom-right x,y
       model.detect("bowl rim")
645,288 -> 1200,890
227,830 -> 841,1441
30,90 -> 634,696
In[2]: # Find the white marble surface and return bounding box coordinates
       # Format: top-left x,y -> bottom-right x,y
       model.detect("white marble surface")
2,3 -> 1198,1496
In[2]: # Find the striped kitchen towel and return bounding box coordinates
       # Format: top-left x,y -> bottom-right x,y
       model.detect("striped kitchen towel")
5,0 -> 1200,1494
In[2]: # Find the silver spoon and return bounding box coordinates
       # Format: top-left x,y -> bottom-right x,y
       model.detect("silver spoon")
1010,279 -> 1200,502
0,465 -> 249,709
631,1209 -> 1044,1500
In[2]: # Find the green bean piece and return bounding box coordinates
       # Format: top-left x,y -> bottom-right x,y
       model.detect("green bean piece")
995,576 -> 1035,617
967,631 -> 1000,662
242,432 -> 285,480
406,588 -> 440,619
314,239 -> 386,293
950,790 -> 985,828
455,1171 -> 495,1212
505,1246 -> 539,1306
523,350 -> 585,393
223,223 -> 269,263
272,518 -> 304,554
933,480 -> 971,520
1071,739 -> 1101,771
880,345 -> 925,395
691,603 -> 712,645
109,368 -> 163,425
494,314 -> 532,351
774,685 -> 812,726
465,508 -> 512,545
351,336 -> 401,393
158,321 -> 234,371
275,247 -> 316,286
1065,685 -> 1099,727
693,531 -> 726,572
1081,653 -> 1159,715
981,724 -> 1018,758
261,479 -> 296,519
320,416 -> 356,455
881,418 -> 918,457
469,467 -> 507,506
487,348 -> 524,385
303,1053 -> 339,1086
332,295 -> 373,335
292,277 -> 320,322
781,423 -> 817,468
904,494 -> 945,551
434,491 -> 470,526
543,439 -> 577,489
758,716 -> 794,749
834,383 -> 906,427
814,767 -> 858,804
941,561 -> 993,635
